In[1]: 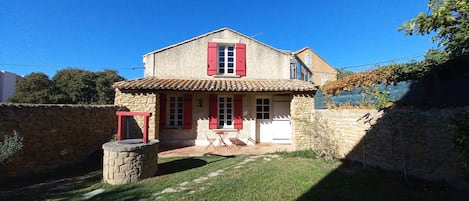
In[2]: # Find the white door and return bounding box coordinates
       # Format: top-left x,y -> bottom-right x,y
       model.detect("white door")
255,97 -> 273,143
272,100 -> 291,144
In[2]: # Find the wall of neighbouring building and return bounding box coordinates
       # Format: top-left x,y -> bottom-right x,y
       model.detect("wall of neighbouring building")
0,104 -> 119,180
0,71 -> 23,102
295,107 -> 468,185
296,49 -> 337,86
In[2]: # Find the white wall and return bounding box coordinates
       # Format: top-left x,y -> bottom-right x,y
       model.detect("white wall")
0,71 -> 22,102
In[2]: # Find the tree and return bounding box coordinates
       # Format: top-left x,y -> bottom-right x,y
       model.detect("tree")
9,72 -> 54,103
10,68 -> 126,104
95,69 -> 125,104
337,69 -> 354,79
399,0 -> 469,57
52,68 -> 98,104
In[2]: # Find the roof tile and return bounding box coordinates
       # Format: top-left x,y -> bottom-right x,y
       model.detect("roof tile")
114,78 -> 317,92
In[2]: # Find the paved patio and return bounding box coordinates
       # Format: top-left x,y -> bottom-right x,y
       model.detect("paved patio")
158,143 -> 296,157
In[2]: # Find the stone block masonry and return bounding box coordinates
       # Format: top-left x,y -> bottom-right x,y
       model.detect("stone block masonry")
295,106 -> 469,186
102,139 -> 159,185
0,104 -> 120,180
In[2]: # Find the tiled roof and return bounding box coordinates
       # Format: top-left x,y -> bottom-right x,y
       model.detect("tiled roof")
114,78 -> 317,92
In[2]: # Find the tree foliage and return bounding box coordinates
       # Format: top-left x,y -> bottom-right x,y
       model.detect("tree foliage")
9,68 -> 125,104
9,73 -> 54,103
399,0 -> 469,56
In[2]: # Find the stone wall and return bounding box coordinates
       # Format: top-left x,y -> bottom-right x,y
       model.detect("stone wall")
102,139 -> 159,185
296,107 -> 468,185
114,89 -> 159,140
0,104 -> 119,180
291,94 -> 315,148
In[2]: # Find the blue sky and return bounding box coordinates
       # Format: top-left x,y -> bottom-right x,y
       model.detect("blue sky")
0,0 -> 435,80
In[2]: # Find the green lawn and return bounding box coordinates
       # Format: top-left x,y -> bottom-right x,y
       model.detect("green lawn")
1,151 -> 467,201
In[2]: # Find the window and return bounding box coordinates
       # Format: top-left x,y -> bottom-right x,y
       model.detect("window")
256,98 -> 270,119
207,42 -> 246,76
321,74 -> 329,85
218,95 -> 234,128
218,45 -> 235,74
290,62 -> 297,79
159,93 -> 192,130
168,96 -> 183,128
209,94 -> 243,129
305,54 -> 312,67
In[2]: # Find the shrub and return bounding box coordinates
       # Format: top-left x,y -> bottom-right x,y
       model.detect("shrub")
0,130 -> 24,164
449,111 -> 469,180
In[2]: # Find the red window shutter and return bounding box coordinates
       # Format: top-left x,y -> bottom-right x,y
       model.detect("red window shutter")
183,94 -> 192,129
236,43 -> 246,76
234,95 -> 243,129
209,94 -> 218,129
159,93 -> 167,130
207,42 -> 218,75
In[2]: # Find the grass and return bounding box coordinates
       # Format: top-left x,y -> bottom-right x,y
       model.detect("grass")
0,151 -> 467,201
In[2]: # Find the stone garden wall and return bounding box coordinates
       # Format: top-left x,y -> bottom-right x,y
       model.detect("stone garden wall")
295,106 -> 468,185
0,104 -> 120,180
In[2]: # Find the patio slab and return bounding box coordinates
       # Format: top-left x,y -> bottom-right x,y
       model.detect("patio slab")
158,143 -> 295,157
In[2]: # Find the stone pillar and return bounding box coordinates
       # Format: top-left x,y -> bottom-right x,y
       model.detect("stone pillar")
114,89 -> 159,140
102,139 -> 159,185
290,94 -> 314,150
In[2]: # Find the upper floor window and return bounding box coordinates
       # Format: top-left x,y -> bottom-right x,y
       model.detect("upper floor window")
305,54 -> 312,67
321,74 -> 329,85
218,45 -> 236,75
208,42 -> 246,77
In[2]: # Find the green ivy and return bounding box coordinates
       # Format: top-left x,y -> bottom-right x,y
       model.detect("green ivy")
449,111 -> 469,180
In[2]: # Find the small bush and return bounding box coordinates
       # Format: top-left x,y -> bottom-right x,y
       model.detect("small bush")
0,130 -> 24,164
449,111 -> 469,180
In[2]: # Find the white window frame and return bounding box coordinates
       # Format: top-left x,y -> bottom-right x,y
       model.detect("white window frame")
168,95 -> 183,128
321,74 -> 329,85
305,54 -> 312,67
218,95 -> 234,129
217,44 -> 236,75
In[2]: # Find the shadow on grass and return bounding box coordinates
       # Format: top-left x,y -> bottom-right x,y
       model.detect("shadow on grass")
157,154 -> 235,176
0,150 -> 104,200
157,157 -> 208,176
296,160 -> 468,201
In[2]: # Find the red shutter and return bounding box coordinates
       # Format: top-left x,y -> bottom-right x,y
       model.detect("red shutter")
209,94 -> 218,129
183,94 -> 192,129
236,43 -> 246,76
159,93 -> 167,130
234,95 -> 243,129
207,42 -> 218,75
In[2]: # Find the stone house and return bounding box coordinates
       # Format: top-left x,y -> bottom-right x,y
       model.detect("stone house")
114,27 -> 333,147
294,47 -> 337,86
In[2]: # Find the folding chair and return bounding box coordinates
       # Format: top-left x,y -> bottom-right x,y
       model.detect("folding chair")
205,132 -> 217,150
228,131 -> 240,149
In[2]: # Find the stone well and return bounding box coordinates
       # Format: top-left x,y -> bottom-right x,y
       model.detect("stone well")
102,139 -> 159,185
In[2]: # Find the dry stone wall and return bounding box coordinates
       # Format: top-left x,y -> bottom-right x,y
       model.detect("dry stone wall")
0,104 -> 119,180
296,107 -> 468,185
